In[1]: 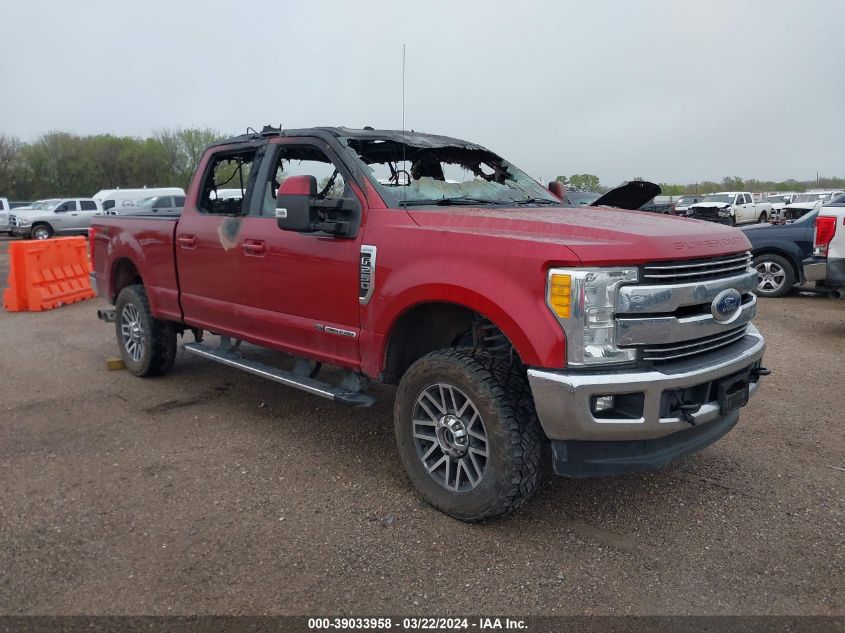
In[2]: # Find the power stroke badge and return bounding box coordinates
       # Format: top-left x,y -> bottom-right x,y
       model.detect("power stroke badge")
359,245 -> 377,305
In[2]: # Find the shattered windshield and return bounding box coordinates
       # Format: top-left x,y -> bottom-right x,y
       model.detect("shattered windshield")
345,135 -> 559,207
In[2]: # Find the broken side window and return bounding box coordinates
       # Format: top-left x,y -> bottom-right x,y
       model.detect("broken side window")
259,145 -> 349,215
199,149 -> 256,215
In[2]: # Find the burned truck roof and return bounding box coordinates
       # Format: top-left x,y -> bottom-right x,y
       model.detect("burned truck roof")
209,126 -> 489,154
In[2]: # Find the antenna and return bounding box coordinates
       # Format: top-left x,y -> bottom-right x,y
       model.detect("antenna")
402,43 -> 407,207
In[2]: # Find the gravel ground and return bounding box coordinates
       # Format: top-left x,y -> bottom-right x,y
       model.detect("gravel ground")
0,235 -> 842,616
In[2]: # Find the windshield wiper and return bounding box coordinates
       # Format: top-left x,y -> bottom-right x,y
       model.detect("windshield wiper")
513,198 -> 560,206
400,197 -> 501,207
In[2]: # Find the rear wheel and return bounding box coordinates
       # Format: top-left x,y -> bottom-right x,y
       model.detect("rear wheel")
394,349 -> 543,522
115,284 -> 177,376
753,253 -> 795,298
32,224 -> 52,240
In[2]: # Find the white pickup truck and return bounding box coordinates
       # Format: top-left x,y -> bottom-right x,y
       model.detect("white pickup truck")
686,192 -> 773,226
809,199 -> 845,298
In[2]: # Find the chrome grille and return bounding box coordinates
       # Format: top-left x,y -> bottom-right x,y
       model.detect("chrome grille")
638,324 -> 749,363
642,252 -> 752,284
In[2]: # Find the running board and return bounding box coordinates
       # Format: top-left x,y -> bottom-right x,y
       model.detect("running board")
183,342 -> 375,407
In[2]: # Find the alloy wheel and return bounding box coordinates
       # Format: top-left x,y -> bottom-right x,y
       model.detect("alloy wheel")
412,383 -> 488,492
120,303 -> 145,362
756,260 -> 786,293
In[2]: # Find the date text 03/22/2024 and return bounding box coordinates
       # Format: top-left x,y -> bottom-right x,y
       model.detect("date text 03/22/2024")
307,617 -> 527,630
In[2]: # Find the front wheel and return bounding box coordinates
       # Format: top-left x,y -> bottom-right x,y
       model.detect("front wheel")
753,253 -> 795,298
31,224 -> 53,240
114,284 -> 177,376
758,211 -> 768,223
394,349 -> 543,522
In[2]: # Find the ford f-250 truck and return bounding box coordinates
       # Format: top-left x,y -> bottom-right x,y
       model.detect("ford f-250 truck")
91,126 -> 768,521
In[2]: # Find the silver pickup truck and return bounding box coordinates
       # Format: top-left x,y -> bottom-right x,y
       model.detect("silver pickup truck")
11,198 -> 103,239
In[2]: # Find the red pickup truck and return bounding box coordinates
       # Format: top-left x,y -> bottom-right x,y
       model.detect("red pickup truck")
91,126 -> 768,521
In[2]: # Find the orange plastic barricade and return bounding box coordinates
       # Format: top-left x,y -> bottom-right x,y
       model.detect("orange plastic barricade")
3,237 -> 96,312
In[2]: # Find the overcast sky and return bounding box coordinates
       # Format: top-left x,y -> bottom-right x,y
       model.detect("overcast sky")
1,0 -> 843,186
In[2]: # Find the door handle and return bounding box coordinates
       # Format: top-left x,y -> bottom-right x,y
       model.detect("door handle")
178,234 -> 197,249
243,239 -> 266,255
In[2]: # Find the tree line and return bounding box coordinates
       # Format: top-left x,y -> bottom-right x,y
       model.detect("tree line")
555,173 -> 845,195
2,129 -> 843,201
0,129 -> 225,200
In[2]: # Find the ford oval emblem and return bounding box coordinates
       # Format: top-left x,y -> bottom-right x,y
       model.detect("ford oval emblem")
711,288 -> 742,322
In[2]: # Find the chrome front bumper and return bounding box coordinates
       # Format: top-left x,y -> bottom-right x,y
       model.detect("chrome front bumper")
527,324 -> 765,441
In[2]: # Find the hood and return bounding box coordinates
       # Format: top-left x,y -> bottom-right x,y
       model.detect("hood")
406,205 -> 750,265
690,202 -> 731,210
740,222 -> 795,236
591,180 -> 661,210
10,208 -> 44,218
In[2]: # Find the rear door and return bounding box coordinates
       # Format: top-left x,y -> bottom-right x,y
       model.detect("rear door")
175,144 -> 260,335
235,137 -> 365,368
75,200 -> 100,232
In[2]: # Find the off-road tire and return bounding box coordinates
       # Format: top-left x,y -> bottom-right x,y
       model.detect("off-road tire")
394,348 -> 543,522
115,284 -> 177,377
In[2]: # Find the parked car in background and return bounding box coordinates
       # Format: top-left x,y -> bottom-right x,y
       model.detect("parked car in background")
673,195 -> 705,214
686,192 -> 773,226
11,198 -> 103,239
766,193 -> 799,221
550,180 -> 660,211
781,190 -> 844,222
562,190 -> 600,206
9,201 -> 34,209
810,198 -> 845,298
0,198 -> 29,233
93,187 -> 185,212
0,198 -> 9,234
115,194 -> 186,216
741,209 -> 819,297
639,197 -> 675,214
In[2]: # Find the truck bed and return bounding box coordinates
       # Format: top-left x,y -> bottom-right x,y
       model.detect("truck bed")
91,215 -> 182,321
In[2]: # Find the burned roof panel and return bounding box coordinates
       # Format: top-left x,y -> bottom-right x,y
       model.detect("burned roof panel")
208,126 -> 488,153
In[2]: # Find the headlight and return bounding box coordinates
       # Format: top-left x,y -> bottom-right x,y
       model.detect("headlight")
546,267 -> 639,366
718,209 -> 731,217
16,217 -> 31,227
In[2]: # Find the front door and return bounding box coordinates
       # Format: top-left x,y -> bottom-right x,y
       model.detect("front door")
52,200 -> 79,233
236,138 -> 365,368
